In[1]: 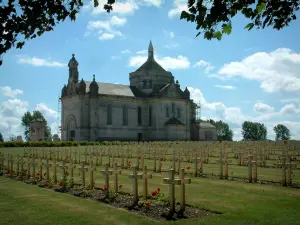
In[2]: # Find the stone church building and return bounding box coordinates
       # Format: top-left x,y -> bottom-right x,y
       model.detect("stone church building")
60,41 -> 216,141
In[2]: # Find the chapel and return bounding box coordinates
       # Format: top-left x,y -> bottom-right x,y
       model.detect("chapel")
60,41 -> 216,141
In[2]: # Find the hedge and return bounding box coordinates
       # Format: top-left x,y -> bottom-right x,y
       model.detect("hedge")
0,141 -> 128,148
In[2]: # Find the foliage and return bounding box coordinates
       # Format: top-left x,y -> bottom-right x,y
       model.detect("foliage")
1,0 -> 299,65
0,132 -> 3,142
201,119 -> 233,141
21,110 -> 52,141
241,121 -> 267,141
180,0 -> 299,41
273,124 -> 290,140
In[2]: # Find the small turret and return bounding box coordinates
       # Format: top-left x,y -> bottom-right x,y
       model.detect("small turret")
61,85 -> 67,97
184,87 -> 190,99
176,80 -> 180,88
78,78 -> 86,94
89,74 -> 98,97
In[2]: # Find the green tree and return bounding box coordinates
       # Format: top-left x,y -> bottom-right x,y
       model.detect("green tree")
1,0 -> 299,65
201,119 -> 233,141
21,110 -> 52,141
242,121 -> 267,141
0,132 -> 3,142
273,124 -> 290,140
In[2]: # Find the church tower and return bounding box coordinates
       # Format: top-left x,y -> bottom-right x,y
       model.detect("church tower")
68,54 -> 79,83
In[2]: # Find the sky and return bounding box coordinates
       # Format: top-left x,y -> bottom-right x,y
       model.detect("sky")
0,0 -> 300,141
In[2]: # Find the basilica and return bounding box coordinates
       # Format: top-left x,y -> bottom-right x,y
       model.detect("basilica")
60,41 -> 216,141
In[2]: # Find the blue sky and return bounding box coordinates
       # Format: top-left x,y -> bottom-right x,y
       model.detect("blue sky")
1,0 -> 300,141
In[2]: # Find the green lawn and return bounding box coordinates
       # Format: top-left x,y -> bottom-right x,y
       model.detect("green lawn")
1,174 -> 300,225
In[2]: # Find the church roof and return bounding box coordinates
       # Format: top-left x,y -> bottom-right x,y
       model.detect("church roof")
199,122 -> 216,129
135,41 -> 167,73
83,81 -> 135,97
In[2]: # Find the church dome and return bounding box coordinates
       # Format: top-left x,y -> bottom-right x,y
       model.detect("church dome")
129,41 -> 174,92
135,41 -> 166,73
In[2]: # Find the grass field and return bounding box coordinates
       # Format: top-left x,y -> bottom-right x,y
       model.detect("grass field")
1,175 -> 300,225
1,147 -> 300,183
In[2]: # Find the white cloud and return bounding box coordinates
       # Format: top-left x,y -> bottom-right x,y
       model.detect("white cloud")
89,0 -> 139,15
214,85 -> 237,90
163,29 -> 175,39
99,33 -> 115,40
280,98 -> 300,103
84,0 -> 162,15
0,86 -> 24,98
140,0 -> 163,7
136,49 -> 147,54
188,87 -> 300,140
279,103 -> 300,115
35,103 -> 57,120
87,16 -> 127,40
168,0 -> 187,18
194,60 -> 214,73
216,48 -> 300,93
17,55 -> 66,67
121,49 -> 131,54
253,102 -> 274,113
129,54 -> 190,70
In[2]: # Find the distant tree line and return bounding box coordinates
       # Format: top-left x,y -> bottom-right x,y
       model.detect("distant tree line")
200,119 -> 291,141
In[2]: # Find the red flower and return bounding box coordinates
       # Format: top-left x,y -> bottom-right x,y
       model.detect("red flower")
151,191 -> 158,196
186,165 -> 190,170
59,182 -> 64,186
157,188 -> 160,192
119,184 -> 123,188
8,170 -> 11,174
36,172 -> 40,176
145,201 -> 150,206
104,185 -> 109,191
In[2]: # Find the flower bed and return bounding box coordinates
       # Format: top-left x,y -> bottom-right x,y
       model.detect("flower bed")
1,172 -> 220,221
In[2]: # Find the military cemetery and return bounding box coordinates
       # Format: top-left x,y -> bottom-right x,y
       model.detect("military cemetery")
1,1 -> 300,225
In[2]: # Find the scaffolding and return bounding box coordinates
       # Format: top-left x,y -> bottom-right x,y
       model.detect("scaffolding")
57,97 -> 62,139
195,100 -> 201,121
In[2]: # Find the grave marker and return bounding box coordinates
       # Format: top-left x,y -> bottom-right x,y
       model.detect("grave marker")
113,162 -> 122,193
78,161 -> 88,186
128,166 -> 143,204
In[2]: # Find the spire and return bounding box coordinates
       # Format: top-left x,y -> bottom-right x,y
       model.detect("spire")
148,40 -> 154,60
93,74 -> 95,81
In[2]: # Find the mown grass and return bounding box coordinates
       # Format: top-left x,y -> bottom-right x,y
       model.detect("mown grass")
1,173 -> 300,225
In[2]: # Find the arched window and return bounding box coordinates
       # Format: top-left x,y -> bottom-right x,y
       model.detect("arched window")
148,79 -> 153,89
166,106 -> 169,117
122,105 -> 128,125
149,106 -> 152,126
107,104 -> 112,125
143,80 -> 147,89
177,108 -> 181,118
138,106 -> 142,125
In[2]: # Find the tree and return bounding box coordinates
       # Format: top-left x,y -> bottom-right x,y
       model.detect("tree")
273,124 -> 290,140
1,0 -> 299,65
201,119 -> 233,141
8,135 -> 17,142
242,121 -> 267,141
21,110 -> 52,141
0,132 -> 3,142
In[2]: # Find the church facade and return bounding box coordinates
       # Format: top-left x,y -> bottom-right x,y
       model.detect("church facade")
60,41 -> 213,141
